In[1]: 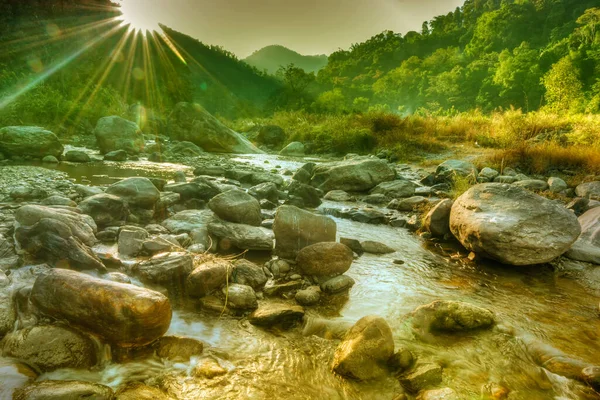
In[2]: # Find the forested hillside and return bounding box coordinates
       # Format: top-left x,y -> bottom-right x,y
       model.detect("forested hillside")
244,45 -> 328,75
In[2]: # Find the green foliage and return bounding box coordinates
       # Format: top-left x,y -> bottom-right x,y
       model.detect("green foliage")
542,56 -> 584,113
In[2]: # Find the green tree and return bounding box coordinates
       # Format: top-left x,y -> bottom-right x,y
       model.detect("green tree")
542,56 -> 584,112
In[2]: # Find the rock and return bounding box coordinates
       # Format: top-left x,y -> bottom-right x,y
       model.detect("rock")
417,388 -> 458,400
566,197 -> 591,216
223,284 -> 257,309
142,237 -> 178,254
371,180 -> 417,198
31,269 -> 172,347
287,181 -> 322,208
399,364 -> 443,393
324,190 -> 354,202
1,325 -> 96,372
78,193 -> 128,226
0,126 -> 63,157
247,172 -> 284,187
263,280 -> 302,297
42,155 -> 59,163
494,175 -> 518,184
163,181 -> 220,202
332,316 -> 394,380
423,199 -> 453,237
134,252 -> 194,285
94,116 -> 144,154
478,167 -> 499,181
273,206 -> 337,259
115,383 -> 170,400
279,141 -> 305,156
193,357 -> 228,379
74,184 -> 104,198
208,220 -> 273,251
411,300 -> 495,333
248,182 -> 279,204
364,193 -> 390,204
64,150 -> 91,163
450,183 -> 581,265
388,347 -> 415,373
167,102 -> 262,153
576,181 -> 600,200
248,303 -> 305,329
15,205 -> 96,245
164,141 -> 204,158
360,240 -> 395,254
340,237 -> 363,255
0,284 -> 16,337
106,177 -> 160,208
208,189 -> 262,226
14,381 -> 114,400
250,125 -> 286,147
232,259 -> 267,289
582,366 -> 600,391
388,196 -> 428,211
435,160 -> 477,180
161,209 -> 213,246
295,286 -> 321,306
103,149 -> 128,161
320,275 -> 356,294
513,179 -> 549,191
548,177 -> 568,193
186,259 -> 234,297
296,242 -> 353,277
41,195 -> 77,207
118,227 -> 148,257
565,207 -> 600,264
156,336 -> 203,361
311,158 -> 395,192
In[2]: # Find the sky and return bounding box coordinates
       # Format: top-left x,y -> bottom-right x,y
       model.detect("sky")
118,0 -> 465,58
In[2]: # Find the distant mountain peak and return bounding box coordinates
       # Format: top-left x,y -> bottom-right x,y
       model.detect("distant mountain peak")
244,45 -> 328,75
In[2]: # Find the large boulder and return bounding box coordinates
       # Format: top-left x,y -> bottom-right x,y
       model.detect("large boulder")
31,269 -> 172,347
411,300 -> 495,334
14,381 -> 114,400
273,205 -> 337,259
565,207 -> 600,264
450,183 -> 581,265
208,220 -> 274,251
332,316 -> 394,380
105,177 -> 160,209
134,252 -> 194,285
77,193 -> 128,227
208,189 -> 262,226
370,179 -> 417,198
94,116 -> 144,154
167,102 -> 262,153
232,259 -> 267,289
311,158 -> 395,192
296,242 -> 353,277
423,199 -> 453,237
0,126 -> 63,157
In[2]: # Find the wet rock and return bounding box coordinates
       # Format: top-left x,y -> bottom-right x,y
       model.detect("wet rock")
106,177 -> 160,209
324,190 -> 354,202
411,300 -> 495,333
388,347 -> 415,373
74,184 -> 103,198
288,181 -> 322,208
435,160 -> 477,181
1,325 -> 96,372
134,252 -> 194,285
348,207 -> 387,224
295,286 -> 321,306
371,179 -> 417,199
246,171 -> 284,187
0,126 -> 63,158
582,366 -> 600,391
248,303 -> 305,329
360,240 -> 395,254
15,205 -> 97,245
364,193 -> 390,205
78,193 -> 128,226
320,275 -> 355,294
423,199 -> 453,237
115,382 -> 170,400
142,236 -> 178,254
14,380 -> 114,400
186,259 -> 234,297
340,237 -> 363,255
64,150 -> 91,163
0,233 -> 19,270
42,155 -> 59,163
273,205 -> 337,259
296,242 -> 353,277
31,269 -> 172,347
118,226 -> 148,257
450,183 -> 581,265
194,357 -> 228,379
164,141 -> 204,159
107,272 -> 131,284
263,280 -> 303,297
223,283 -> 258,309
332,316 -> 394,380
311,158 -> 396,192
163,181 -> 220,202
493,175 -> 518,184
279,141 -> 305,156
41,195 -> 76,207
565,207 -> 600,264
208,220 -> 273,251
417,388 -> 458,400
248,182 -> 279,204
156,336 -> 204,361
161,209 -> 213,247
208,189 -> 262,226
399,364 -> 443,393
388,196 -> 429,211
10,185 -> 47,200
548,177 -> 568,193
478,167 -> 499,181
232,259 -> 267,289
513,179 -> 549,191
94,116 -> 144,154
103,149 -> 128,161
576,181 -> 600,200
0,283 -> 16,336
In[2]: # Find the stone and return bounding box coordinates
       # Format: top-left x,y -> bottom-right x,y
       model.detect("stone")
435,160 -> 477,180
78,193 -> 128,226
134,252 -> 194,285
296,242 -> 353,277
493,175 -> 518,184
263,280 -> 303,297
14,381 -> 114,400
388,196 -> 428,211
565,207 -> 600,264
399,364 -> 443,393
0,284 -> 16,337
167,102 -> 262,153
478,167 -> 499,181
311,158 -> 395,192
106,177 -> 160,208
247,172 -> 284,187
388,347 -> 415,373
64,150 -> 91,163
417,388 -> 458,400
42,155 -> 59,163
31,269 -> 172,347
340,237 -> 363,255
208,189 -> 262,226
423,199 -> 453,237
287,181 -> 322,208
371,180 -> 417,198
295,286 -> 321,306
513,179 -> 549,191
360,240 -> 395,254
273,205 -> 337,259
193,357 -> 228,379
161,209 -> 213,246
411,300 -> 495,333
0,126 -> 63,158
576,181 -> 600,200
142,236 -> 178,254
103,149 -> 128,161
582,366 -> 600,392
74,184 -> 104,198
320,275 -> 356,294
94,116 -> 144,154
248,182 -> 279,204
364,194 -> 390,204
114,383 -> 170,400
164,141 -> 204,159
41,195 -> 77,207
156,336 -> 204,361
193,165 -> 226,177
232,259 -> 267,289
248,303 -> 305,329
548,177 -> 568,193
450,183 -> 581,265
279,141 -> 305,156
208,220 -> 274,251
118,227 -> 148,257
332,316 -> 395,380
186,259 -> 234,297
1,325 -> 96,372
249,125 -> 286,147
163,181 -> 220,202
324,190 -> 354,202
223,284 -> 258,309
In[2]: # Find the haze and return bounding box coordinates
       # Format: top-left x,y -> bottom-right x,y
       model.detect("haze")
118,0 -> 464,57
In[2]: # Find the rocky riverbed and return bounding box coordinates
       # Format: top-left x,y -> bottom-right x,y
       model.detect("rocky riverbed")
1,118 -> 600,399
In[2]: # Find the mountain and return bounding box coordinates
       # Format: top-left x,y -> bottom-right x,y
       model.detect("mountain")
244,45 -> 328,75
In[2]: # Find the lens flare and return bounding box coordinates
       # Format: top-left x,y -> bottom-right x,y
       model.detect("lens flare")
117,0 -> 162,34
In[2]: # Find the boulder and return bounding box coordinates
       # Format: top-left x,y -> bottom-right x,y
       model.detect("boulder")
287,181 -> 322,208
118,226 -> 148,257
134,252 -> 194,285
324,190 -> 354,202
411,300 -> 495,333
186,259 -> 233,298
399,364 -> 443,393
296,242 -> 353,277
371,180 -> 417,198
450,183 -> 581,265
478,167 -> 499,181
156,336 -> 204,361
435,160 -> 477,180
548,177 -> 568,193
64,150 -> 91,163
417,388 -> 458,400
78,193 -> 128,226
208,220 -> 273,251
248,182 -> 280,204
31,269 -> 172,347
576,181 -> 600,200
0,284 -> 16,337
273,206 -> 337,259
94,116 -> 144,154
248,303 -> 305,329
106,177 -> 160,209
252,125 -> 286,147
103,149 -> 128,161
387,196 -> 428,211
164,141 -> 204,158
311,158 -> 395,192
41,195 -> 77,207
14,381 -> 114,400
360,241 -> 395,254
423,199 -> 453,237
295,286 -> 321,306
1,325 -> 96,372
565,207 -> 600,264
163,180 -> 221,202
0,126 -> 63,158
114,383 -> 170,400
167,102 -> 262,153
223,284 -> 257,309
320,275 -> 356,294
232,259 -> 267,289
332,316 -> 395,380
513,179 -> 549,191
208,189 -> 262,226
279,141 -> 305,156
42,155 -> 59,163
161,209 -> 213,247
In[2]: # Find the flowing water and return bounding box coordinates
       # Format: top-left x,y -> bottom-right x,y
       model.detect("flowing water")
4,154 -> 600,399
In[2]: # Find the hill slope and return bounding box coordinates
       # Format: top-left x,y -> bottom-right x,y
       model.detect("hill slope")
244,45 -> 328,74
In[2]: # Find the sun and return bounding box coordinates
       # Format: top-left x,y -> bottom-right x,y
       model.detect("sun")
117,0 -> 162,34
